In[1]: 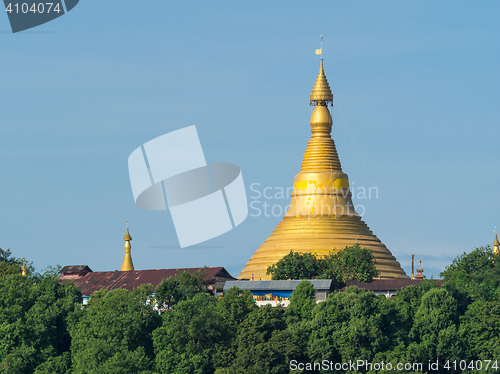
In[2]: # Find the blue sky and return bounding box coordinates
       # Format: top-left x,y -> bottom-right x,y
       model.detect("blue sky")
1,1 -> 499,279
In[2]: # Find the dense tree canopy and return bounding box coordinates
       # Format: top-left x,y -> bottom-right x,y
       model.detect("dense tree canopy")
1,245 -> 499,373
307,286 -> 400,367
0,260 -> 81,373
69,284 -> 161,374
153,293 -> 229,374
441,245 -> 495,277
441,245 -> 500,302
217,305 -> 301,374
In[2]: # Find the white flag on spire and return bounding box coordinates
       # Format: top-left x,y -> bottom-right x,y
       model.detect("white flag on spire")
315,48 -> 322,55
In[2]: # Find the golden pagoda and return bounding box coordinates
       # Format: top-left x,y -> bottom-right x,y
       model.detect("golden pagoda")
121,222 -> 135,271
239,55 -> 408,280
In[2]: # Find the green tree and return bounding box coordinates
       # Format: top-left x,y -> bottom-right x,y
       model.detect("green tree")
441,246 -> 495,278
460,300 -> 500,363
266,245 -> 378,288
213,287 -> 257,371
393,280 -> 439,337
217,286 -> 257,327
154,269 -> 208,310
266,250 -> 322,280
0,272 -> 81,374
69,285 -> 160,374
369,282 -> 455,374
153,293 -> 229,374
307,287 -> 400,372
217,305 -> 301,374
154,276 -> 181,310
407,288 -> 463,371
320,243 -> 379,285
442,246 -> 500,302
285,280 -> 317,321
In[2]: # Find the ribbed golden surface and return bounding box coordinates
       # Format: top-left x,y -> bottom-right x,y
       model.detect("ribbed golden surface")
238,216 -> 408,280
302,137 -> 343,171
310,58 -> 333,104
302,105 -> 342,171
239,59 -> 408,280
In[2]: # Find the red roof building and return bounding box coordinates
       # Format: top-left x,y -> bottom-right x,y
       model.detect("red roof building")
58,266 -> 236,303
58,265 -> 93,280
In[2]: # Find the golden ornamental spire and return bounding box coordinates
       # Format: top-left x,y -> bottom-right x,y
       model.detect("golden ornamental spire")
121,221 -> 134,271
310,37 -> 333,106
302,44 -> 341,172
493,227 -> 499,256
124,222 -> 132,241
21,258 -> 26,277
310,59 -> 334,106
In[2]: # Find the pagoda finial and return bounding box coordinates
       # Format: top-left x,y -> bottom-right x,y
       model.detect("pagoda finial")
121,221 -> 134,271
493,226 -> 499,256
124,220 -> 132,241
315,35 -> 323,59
311,36 -> 333,106
21,258 -> 26,277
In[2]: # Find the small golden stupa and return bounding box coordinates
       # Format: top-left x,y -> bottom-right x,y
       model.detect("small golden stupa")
239,53 -> 408,280
121,221 -> 135,271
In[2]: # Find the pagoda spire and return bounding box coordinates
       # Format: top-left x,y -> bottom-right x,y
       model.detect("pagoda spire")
121,221 -> 134,271
311,36 -> 332,106
302,57 -> 342,172
310,59 -> 333,106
